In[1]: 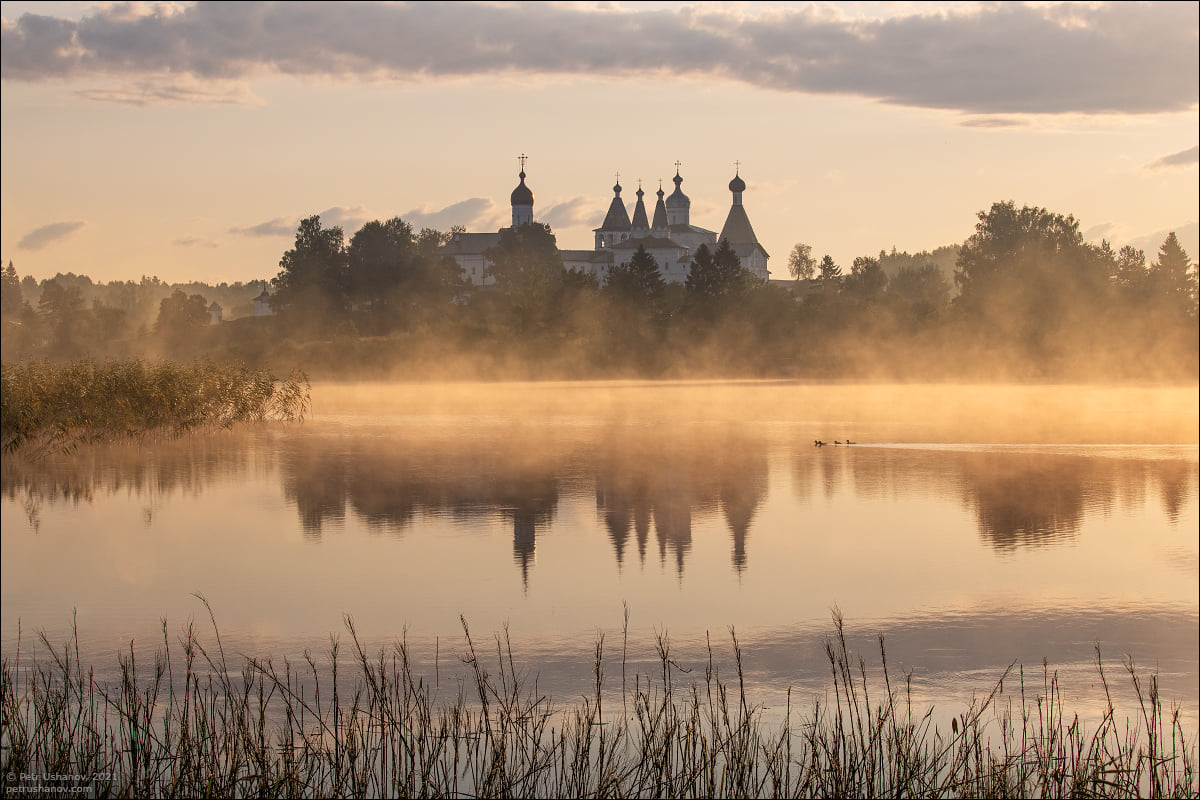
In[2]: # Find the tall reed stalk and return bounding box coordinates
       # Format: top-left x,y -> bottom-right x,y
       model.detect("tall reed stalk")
1,603 -> 1194,798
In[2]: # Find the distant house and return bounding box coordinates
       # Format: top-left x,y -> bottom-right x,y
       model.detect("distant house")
253,290 -> 274,316
208,302 -> 223,325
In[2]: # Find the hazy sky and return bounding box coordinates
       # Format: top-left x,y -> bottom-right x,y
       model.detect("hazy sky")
2,1 -> 1197,285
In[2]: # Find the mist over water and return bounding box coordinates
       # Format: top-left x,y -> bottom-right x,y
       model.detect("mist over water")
2,380 -> 1197,730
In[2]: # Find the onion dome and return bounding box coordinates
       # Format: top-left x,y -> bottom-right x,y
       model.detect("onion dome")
511,171 -> 534,206
729,173 -> 746,193
665,170 -> 690,208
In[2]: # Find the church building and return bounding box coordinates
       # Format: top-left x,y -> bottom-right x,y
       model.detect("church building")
442,158 -> 770,286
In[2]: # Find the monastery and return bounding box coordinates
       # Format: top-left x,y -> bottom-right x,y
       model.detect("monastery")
442,159 -> 770,286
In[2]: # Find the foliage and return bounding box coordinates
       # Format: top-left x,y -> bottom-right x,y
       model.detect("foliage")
0,359 -> 310,455
686,240 -> 753,308
1,261 -> 22,317
605,245 -> 666,310
817,254 -> 842,285
889,263 -> 951,320
788,241 -> 816,281
271,215 -> 348,325
1,202 -> 1194,381
845,255 -> 888,299
484,222 -> 566,330
155,289 -> 209,342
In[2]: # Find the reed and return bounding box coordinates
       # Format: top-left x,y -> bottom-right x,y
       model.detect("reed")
0,359 -> 310,456
0,605 -> 1194,799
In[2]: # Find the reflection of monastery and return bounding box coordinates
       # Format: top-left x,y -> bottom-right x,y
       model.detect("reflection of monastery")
442,160 -> 770,285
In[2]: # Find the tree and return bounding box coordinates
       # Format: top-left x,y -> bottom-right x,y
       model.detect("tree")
345,217 -> 416,325
271,215 -> 348,326
605,245 -> 666,310
889,264 -> 951,320
817,255 -> 842,288
484,222 -> 565,331
155,289 -> 209,351
788,242 -> 816,281
949,200 -> 1133,373
686,240 -> 751,304
37,278 -> 88,356
1,261 -> 23,318
845,256 -> 888,300
954,201 -> 1099,305
1149,232 -> 1197,318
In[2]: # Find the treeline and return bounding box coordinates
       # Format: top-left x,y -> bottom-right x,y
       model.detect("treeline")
0,270 -> 266,361
2,202 -> 1196,380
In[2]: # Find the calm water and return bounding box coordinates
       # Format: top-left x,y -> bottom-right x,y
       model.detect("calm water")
2,381 -> 1197,727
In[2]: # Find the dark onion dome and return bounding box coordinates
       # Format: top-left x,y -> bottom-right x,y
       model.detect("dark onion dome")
665,171 -> 689,208
729,173 -> 746,193
511,171 -> 534,206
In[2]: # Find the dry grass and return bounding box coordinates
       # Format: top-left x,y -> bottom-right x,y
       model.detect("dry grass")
0,359 -> 310,456
1,604 -> 1194,798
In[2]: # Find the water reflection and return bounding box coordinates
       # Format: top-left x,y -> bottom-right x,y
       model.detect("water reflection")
1,432 -> 265,530
794,445 -> 1198,552
3,427 -> 1195,580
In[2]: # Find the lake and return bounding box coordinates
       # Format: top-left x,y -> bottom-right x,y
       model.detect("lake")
2,380 -> 1197,730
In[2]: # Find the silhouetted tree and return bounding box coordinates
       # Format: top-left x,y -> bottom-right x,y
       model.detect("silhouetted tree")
890,263 -> 951,320
817,255 -> 842,287
271,215 -> 348,329
1,262 -> 23,318
484,222 -> 565,332
1149,232 -> 1197,319
37,278 -> 88,356
788,242 -> 816,281
156,289 -> 209,353
845,256 -> 888,300
605,245 -> 666,310
686,240 -> 750,308
953,201 -> 1112,358
346,217 -> 413,317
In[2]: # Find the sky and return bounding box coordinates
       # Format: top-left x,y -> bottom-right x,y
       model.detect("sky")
1,0 -> 1197,286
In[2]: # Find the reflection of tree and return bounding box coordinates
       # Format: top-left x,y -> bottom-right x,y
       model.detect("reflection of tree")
2,432 -> 259,518
1156,459 -> 1199,524
281,440 -> 348,538
791,446 -> 1196,552
276,428 -> 565,586
962,454 -> 1088,551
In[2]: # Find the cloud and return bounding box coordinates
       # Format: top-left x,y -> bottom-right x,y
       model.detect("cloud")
540,197 -> 600,230
1082,222 -> 1117,243
1145,146 -> 1199,170
1130,222 -> 1200,262
173,236 -> 221,248
76,76 -> 261,106
3,2 -> 1195,115
18,220 -> 86,250
959,117 -> 1027,129
230,217 -> 293,237
401,198 -> 498,231
315,205 -> 368,232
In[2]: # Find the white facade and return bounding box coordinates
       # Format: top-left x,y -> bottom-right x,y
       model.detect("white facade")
443,164 -> 770,286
